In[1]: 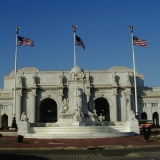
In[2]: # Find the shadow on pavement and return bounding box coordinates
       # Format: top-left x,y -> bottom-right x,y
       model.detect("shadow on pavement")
0,154 -> 49,160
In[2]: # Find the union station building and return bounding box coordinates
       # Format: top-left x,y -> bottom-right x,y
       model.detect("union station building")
0,66 -> 160,128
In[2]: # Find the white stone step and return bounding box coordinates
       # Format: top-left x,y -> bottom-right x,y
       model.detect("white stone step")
24,125 -> 135,139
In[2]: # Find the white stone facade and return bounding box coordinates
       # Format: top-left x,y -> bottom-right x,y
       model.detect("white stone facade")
0,66 -> 159,128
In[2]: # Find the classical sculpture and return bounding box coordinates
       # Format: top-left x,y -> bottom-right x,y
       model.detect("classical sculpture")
88,100 -> 97,116
75,107 -> 83,121
86,73 -> 90,83
21,112 -> 27,121
62,98 -> 69,112
126,72 -> 131,84
18,75 -> 22,84
112,72 -> 117,84
74,87 -> 82,108
128,110 -> 136,121
59,73 -> 63,84
73,87 -> 83,122
32,74 -> 36,84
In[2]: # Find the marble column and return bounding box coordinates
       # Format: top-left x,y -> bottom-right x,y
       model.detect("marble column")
59,93 -> 63,115
16,92 -> 22,123
147,102 -> 152,120
112,92 -> 118,122
126,92 -> 132,120
121,92 -> 127,121
27,92 -> 36,123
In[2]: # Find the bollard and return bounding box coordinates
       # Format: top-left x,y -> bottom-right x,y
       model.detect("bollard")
17,135 -> 23,144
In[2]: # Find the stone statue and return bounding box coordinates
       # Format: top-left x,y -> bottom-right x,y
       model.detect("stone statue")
62,98 -> 69,112
75,107 -> 82,122
88,100 -> 97,116
21,112 -> 27,121
73,87 -> 83,122
86,73 -> 90,83
74,87 -> 82,108
80,72 -> 84,80
69,72 -> 72,80
73,73 -> 78,80
32,74 -> 36,84
59,73 -> 63,84
128,110 -> 136,121
18,75 -> 22,84
112,72 -> 117,84
126,72 -> 131,84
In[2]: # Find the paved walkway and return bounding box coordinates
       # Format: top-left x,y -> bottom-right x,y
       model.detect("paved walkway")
0,133 -> 160,150
1,132 -> 160,160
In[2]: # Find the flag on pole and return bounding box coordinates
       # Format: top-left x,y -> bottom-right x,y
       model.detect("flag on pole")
133,36 -> 148,47
18,36 -> 34,47
75,35 -> 85,50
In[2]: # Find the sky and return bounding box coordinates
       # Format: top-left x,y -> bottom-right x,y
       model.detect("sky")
0,0 -> 160,89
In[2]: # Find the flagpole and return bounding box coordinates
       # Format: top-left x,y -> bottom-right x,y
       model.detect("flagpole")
13,27 -> 20,123
72,25 -> 78,67
129,26 -> 138,118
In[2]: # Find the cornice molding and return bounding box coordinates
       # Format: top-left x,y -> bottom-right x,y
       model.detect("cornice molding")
139,96 -> 160,98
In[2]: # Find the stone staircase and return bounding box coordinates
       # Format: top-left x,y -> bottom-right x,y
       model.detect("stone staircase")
24,126 -> 136,139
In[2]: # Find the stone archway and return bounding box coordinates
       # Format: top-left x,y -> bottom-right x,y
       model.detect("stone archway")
141,112 -> 147,120
39,98 -> 57,123
94,97 -> 110,121
153,112 -> 159,126
1,114 -> 8,128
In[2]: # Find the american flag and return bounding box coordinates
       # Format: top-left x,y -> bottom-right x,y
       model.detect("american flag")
18,36 -> 34,47
133,36 -> 148,47
75,35 -> 85,50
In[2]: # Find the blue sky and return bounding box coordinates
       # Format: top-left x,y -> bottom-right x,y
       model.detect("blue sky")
0,0 -> 160,88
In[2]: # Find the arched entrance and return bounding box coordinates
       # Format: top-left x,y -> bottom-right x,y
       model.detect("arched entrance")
153,112 -> 159,126
1,114 -> 8,128
95,98 -> 110,121
141,112 -> 147,120
40,98 -> 57,123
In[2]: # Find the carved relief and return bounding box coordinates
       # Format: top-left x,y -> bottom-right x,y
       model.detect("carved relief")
61,98 -> 69,113
68,71 -> 84,81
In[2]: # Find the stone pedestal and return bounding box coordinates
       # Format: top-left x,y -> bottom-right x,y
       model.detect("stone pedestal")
85,112 -> 101,126
72,120 -> 86,126
126,111 -> 139,134
18,121 -> 30,136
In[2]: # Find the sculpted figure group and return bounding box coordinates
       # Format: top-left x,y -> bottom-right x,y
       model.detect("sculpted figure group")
74,87 -> 83,121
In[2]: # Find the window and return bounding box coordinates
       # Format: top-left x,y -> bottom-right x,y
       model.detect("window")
152,103 -> 158,107
143,103 -> 147,107
1,105 -> 8,109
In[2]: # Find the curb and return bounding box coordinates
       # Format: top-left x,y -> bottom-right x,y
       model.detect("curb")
0,145 -> 160,150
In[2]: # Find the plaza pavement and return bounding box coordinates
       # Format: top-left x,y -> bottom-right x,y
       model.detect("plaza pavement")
0,131 -> 160,150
